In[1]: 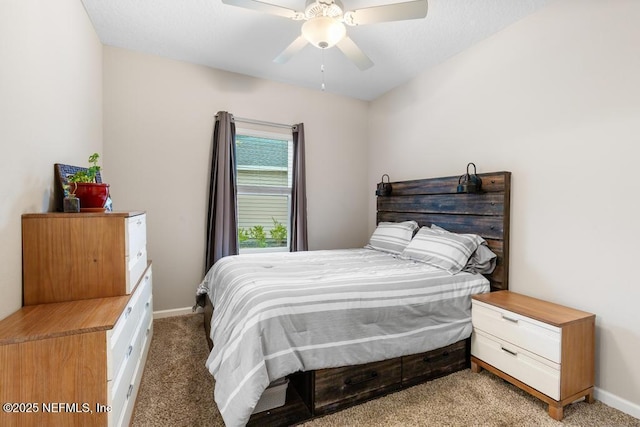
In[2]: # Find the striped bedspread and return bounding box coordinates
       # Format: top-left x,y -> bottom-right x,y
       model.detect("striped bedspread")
202,248 -> 490,426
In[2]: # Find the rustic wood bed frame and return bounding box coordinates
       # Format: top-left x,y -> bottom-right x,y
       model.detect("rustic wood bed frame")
203,171 -> 511,426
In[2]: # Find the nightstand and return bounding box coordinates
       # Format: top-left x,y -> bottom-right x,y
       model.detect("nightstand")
470,290 -> 595,421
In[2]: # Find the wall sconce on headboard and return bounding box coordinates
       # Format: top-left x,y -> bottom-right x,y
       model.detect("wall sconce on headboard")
376,174 -> 392,196
457,163 -> 482,193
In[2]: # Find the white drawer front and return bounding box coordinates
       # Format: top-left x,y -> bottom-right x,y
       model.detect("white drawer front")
140,296 -> 153,350
472,300 -> 561,363
107,266 -> 153,380
116,316 -> 153,427
125,214 -> 147,292
110,315 -> 145,426
108,289 -> 143,381
126,248 -> 148,294
107,265 -> 153,426
472,329 -> 560,400
115,305 -> 154,427
126,214 -> 146,257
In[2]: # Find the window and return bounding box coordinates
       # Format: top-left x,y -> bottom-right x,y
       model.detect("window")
236,130 -> 293,253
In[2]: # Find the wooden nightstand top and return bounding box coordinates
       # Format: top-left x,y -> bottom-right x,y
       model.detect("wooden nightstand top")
473,290 -> 595,327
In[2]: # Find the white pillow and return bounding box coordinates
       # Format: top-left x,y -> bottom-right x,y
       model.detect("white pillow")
365,221 -> 419,254
429,223 -> 496,274
401,227 -> 483,274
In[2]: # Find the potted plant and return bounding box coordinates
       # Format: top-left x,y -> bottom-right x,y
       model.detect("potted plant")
67,153 -> 110,210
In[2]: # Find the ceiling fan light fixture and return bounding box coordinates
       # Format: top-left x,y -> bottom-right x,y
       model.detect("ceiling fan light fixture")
301,17 -> 346,49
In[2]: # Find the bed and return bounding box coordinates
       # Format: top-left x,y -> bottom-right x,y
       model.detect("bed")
199,171 -> 511,427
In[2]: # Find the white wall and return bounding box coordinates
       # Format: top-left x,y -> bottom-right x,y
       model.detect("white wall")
3,0 -> 637,418
368,0 -> 640,416
103,47 -> 370,312
0,0 -> 103,320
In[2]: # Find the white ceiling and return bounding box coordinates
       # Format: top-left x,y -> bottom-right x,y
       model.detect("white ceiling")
81,0 -> 550,101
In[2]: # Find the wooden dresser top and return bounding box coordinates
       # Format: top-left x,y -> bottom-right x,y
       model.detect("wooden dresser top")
22,211 -> 145,219
0,296 -> 129,345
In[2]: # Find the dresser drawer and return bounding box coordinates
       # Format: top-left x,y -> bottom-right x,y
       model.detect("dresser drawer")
110,311 -> 146,425
126,214 -> 148,293
402,340 -> 468,386
314,358 -> 401,414
126,214 -> 147,258
472,300 -> 561,363
116,315 -> 153,427
108,287 -> 143,381
109,294 -> 152,424
107,265 -> 153,381
472,329 -> 560,400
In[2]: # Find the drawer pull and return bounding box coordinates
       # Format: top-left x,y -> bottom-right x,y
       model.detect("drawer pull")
502,315 -> 519,324
126,345 -> 133,358
145,301 -> 150,309
146,327 -> 150,336
125,306 -> 132,318
126,384 -> 134,399
422,351 -> 449,364
501,347 -> 518,356
137,251 -> 143,259
344,371 -> 378,386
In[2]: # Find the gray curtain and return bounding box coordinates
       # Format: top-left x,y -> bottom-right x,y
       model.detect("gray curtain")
290,123 -> 308,251
205,111 -> 238,272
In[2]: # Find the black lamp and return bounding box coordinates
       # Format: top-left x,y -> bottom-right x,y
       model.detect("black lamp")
376,174 -> 392,196
457,163 -> 482,193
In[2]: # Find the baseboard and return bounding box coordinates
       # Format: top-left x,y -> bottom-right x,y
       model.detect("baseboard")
595,387 -> 640,419
153,306 -> 199,319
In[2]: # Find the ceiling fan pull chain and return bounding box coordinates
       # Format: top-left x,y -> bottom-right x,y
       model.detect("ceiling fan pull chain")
321,49 -> 326,91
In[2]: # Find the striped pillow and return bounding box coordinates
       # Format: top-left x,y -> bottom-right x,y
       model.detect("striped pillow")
401,227 -> 483,274
366,221 -> 419,254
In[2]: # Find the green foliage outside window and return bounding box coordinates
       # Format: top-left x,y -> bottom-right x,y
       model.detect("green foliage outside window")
238,218 -> 287,249
270,218 -> 287,246
238,227 -> 250,243
250,225 -> 267,248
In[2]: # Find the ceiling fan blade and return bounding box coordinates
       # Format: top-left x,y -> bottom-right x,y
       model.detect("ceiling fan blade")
345,0 -> 428,26
222,0 -> 299,19
336,37 -> 374,70
273,36 -> 309,64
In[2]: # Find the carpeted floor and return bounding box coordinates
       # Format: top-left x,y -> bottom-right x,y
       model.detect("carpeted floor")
132,314 -> 640,426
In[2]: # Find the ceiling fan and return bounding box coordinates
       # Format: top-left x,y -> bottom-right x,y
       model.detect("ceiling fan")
221,0 -> 428,70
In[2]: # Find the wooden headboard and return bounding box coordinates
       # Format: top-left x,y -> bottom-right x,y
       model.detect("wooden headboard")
376,171 -> 511,291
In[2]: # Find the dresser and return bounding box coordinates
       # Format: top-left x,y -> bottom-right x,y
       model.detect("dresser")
0,266 -> 153,426
470,291 -> 595,420
0,211 -> 153,427
22,211 -> 147,305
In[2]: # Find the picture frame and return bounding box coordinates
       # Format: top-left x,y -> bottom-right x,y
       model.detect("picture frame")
54,163 -> 103,212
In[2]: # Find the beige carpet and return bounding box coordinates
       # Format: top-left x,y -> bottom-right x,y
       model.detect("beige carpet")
132,314 -> 640,426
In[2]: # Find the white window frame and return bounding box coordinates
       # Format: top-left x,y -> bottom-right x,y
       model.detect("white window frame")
236,127 -> 293,254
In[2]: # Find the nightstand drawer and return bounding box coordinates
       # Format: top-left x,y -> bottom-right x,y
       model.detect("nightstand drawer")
472,329 -> 560,400
472,300 -> 561,363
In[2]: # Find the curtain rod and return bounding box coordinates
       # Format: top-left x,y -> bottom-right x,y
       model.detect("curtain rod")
234,116 -> 294,130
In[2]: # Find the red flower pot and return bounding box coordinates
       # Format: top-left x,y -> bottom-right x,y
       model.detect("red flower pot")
71,182 -> 110,210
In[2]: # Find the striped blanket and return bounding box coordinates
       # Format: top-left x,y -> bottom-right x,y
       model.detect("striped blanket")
202,248 -> 490,426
